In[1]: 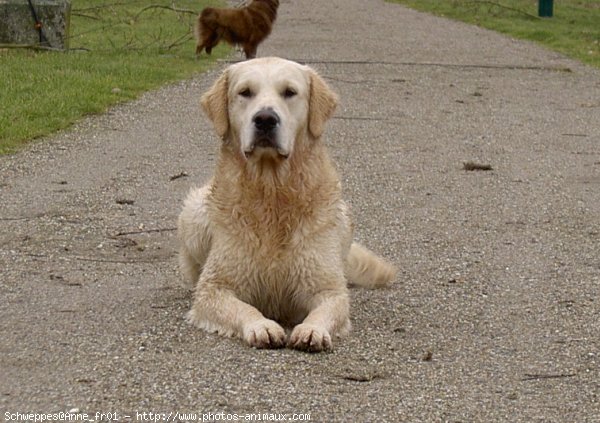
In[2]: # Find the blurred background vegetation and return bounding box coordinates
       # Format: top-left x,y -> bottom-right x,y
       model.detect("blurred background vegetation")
0,0 -> 229,153
388,0 -> 599,69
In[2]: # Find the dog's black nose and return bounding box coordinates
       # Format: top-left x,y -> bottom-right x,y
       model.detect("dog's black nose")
253,109 -> 280,133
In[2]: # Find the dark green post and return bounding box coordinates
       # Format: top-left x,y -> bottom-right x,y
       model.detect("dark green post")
538,0 -> 553,17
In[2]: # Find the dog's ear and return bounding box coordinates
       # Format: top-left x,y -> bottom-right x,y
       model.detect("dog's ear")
308,70 -> 338,139
201,70 -> 229,139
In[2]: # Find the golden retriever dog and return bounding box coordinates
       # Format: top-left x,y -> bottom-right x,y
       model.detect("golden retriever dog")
194,0 -> 279,59
178,57 -> 397,352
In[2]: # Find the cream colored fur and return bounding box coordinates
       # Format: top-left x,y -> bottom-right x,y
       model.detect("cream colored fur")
178,57 -> 397,352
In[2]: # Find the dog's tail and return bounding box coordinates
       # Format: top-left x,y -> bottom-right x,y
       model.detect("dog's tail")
194,7 -> 221,56
345,243 -> 397,289
195,9 -> 208,43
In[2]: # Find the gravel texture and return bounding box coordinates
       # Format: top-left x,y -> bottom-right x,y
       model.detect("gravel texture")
1,0 -> 599,421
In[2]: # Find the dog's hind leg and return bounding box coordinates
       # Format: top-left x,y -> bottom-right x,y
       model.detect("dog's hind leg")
195,43 -> 206,58
196,36 -> 217,57
204,32 -> 220,55
178,248 -> 202,291
177,185 -> 213,290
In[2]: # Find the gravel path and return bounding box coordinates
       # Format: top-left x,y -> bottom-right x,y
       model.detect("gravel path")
1,0 -> 599,421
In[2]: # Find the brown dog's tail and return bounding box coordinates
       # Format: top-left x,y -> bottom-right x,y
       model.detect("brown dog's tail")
195,8 -> 221,55
345,243 -> 397,289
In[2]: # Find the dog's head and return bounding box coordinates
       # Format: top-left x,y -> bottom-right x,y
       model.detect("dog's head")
201,57 -> 337,162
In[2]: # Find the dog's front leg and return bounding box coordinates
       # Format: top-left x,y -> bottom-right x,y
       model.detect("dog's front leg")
187,285 -> 287,349
288,288 -> 350,352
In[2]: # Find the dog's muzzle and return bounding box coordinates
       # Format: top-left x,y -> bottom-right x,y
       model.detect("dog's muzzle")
245,108 -> 288,158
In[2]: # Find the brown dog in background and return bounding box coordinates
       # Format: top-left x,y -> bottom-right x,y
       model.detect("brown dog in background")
195,0 -> 279,60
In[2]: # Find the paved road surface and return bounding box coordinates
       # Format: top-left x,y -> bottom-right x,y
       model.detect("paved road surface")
1,0 -> 599,421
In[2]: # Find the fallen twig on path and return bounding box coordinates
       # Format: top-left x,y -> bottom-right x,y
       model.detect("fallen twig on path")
521,373 -> 577,381
463,162 -> 493,171
113,227 -> 177,237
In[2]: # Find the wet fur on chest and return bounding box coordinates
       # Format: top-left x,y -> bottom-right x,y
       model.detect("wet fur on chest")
212,147 -> 340,253
207,148 -> 342,322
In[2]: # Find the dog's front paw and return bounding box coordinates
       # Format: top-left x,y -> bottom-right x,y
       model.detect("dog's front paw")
243,319 -> 286,349
287,324 -> 333,352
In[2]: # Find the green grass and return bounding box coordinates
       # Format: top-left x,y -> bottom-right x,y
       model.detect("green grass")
387,0 -> 600,68
0,0 -> 229,154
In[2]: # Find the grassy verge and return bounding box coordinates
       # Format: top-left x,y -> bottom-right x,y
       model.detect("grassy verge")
0,0 -> 229,154
387,0 -> 599,69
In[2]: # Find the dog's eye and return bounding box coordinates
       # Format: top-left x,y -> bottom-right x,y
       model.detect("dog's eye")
283,88 -> 297,99
239,88 -> 253,98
